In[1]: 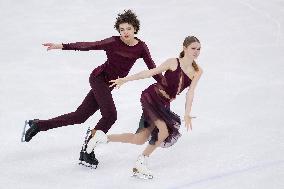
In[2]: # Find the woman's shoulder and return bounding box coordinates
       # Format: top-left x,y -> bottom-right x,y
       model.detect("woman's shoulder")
166,58 -> 178,63
163,58 -> 179,71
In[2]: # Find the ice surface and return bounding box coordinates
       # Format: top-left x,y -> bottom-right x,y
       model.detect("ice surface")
0,0 -> 283,188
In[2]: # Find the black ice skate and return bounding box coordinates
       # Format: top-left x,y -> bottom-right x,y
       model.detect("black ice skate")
21,119 -> 40,142
78,127 -> 99,169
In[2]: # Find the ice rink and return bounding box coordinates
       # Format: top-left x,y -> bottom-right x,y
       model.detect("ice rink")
0,0 -> 283,188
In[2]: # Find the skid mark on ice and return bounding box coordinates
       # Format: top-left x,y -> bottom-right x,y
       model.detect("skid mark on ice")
168,160 -> 284,189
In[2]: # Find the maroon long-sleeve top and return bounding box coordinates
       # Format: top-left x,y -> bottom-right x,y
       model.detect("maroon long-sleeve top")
62,36 -> 163,83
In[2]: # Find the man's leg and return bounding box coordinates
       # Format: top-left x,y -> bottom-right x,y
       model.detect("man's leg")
36,90 -> 99,131
89,75 -> 117,135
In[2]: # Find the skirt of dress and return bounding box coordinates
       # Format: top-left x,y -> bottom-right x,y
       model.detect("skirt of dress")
136,84 -> 181,148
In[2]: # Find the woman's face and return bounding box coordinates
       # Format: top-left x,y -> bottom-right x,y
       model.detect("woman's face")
118,23 -> 136,42
184,42 -> 201,59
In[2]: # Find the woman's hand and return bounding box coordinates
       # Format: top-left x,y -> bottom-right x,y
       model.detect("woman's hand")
109,77 -> 127,89
42,43 -> 63,51
184,115 -> 196,131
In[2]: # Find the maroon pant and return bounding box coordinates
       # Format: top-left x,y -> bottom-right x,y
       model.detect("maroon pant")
37,72 -> 117,133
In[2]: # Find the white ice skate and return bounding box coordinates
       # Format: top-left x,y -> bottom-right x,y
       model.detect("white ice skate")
132,155 -> 154,180
86,130 -> 108,154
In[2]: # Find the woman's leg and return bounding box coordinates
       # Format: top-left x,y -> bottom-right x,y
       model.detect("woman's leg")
142,119 -> 169,157
131,120 -> 167,178
108,127 -> 152,145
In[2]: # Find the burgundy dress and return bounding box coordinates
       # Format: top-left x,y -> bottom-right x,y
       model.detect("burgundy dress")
137,58 -> 192,148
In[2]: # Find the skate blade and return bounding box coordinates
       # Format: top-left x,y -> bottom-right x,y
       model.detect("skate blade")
21,120 -> 29,142
78,161 -> 97,169
132,168 -> 153,180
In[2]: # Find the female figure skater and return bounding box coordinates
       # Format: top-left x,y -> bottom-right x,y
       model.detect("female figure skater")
86,36 -> 203,178
23,10 -> 163,166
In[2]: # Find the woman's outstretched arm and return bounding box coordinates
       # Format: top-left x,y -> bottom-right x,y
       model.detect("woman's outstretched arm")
184,67 -> 203,131
109,58 -> 175,88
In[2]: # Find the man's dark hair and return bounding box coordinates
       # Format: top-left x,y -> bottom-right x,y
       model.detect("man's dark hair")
114,10 -> 140,34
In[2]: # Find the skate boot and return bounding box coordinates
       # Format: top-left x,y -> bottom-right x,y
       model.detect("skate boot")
79,150 -> 99,169
86,130 -> 108,154
78,127 -> 99,169
132,155 -> 154,179
22,119 -> 40,142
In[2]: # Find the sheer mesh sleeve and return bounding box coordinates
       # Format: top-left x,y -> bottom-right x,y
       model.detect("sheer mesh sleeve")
62,36 -> 115,51
141,42 -> 166,84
